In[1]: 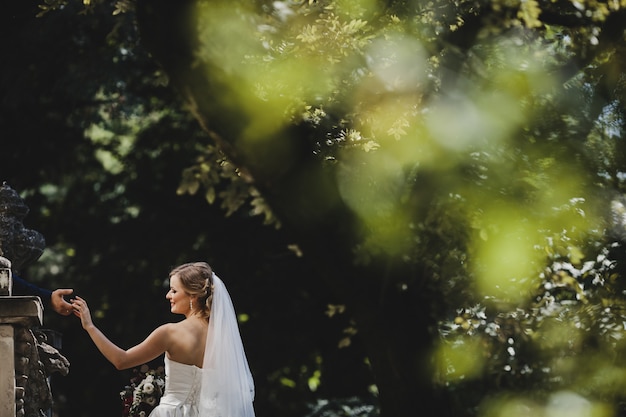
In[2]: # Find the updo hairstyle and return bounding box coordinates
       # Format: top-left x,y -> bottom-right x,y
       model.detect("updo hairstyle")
169,262 -> 214,320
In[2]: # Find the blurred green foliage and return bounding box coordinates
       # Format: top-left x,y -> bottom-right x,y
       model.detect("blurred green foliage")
2,1 -> 374,416
6,0 -> 626,415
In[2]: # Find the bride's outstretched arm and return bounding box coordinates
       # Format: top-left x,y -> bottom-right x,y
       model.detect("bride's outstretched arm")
72,296 -> 169,370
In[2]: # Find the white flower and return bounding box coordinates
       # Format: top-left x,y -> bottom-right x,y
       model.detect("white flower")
123,365 -> 165,416
142,382 -> 155,395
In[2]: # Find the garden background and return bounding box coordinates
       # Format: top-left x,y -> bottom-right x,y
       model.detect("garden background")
3,1 -> 626,417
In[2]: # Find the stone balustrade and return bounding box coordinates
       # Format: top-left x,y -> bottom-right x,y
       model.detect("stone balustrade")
0,295 -> 69,417
0,183 -> 70,417
0,296 -> 43,417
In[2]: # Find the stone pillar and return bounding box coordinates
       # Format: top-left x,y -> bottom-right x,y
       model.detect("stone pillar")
0,296 -> 43,417
0,324 -> 15,417
0,183 -> 68,417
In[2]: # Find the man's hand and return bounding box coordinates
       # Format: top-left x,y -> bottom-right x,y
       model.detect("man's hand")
51,288 -> 74,316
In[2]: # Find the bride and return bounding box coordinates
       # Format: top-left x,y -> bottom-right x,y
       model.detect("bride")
72,262 -> 255,417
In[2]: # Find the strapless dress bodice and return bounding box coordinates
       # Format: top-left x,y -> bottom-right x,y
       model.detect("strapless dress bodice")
148,357 -> 203,417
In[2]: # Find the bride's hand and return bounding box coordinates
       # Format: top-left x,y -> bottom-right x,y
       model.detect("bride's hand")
71,296 -> 94,329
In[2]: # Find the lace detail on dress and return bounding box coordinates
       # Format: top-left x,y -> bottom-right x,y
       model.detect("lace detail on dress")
184,372 -> 201,406
199,391 -> 219,417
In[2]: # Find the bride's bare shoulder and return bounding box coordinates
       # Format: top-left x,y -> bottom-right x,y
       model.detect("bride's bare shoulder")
165,318 -> 207,334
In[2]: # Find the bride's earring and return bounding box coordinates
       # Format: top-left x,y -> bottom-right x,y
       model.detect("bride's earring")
190,299 -> 193,310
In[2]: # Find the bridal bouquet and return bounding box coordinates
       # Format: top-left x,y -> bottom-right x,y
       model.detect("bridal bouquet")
121,364 -> 166,417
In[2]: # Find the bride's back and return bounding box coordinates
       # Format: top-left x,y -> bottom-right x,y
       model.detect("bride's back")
165,318 -> 208,368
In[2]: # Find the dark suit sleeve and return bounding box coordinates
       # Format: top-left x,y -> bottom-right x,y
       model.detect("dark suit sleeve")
12,274 -> 53,305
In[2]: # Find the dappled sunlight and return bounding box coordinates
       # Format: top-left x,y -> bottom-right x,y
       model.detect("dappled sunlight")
195,0 -> 358,143
533,328 -> 626,399
335,148 -> 405,220
365,33 -> 428,93
333,0 -> 380,20
479,391 -> 613,417
336,148 -> 413,257
195,2 -> 261,76
433,336 -> 486,382
480,395 -> 543,417
581,363 -> 626,399
425,90 -> 523,151
352,95 -> 438,160
189,0 -> 626,414
470,205 -> 544,303
487,37 -> 561,100
534,316 -> 585,354
196,1 -> 288,141
240,56 -> 338,140
466,172 -> 601,302
543,391 -> 612,417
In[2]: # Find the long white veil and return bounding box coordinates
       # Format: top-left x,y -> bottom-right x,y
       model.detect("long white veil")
200,273 -> 255,417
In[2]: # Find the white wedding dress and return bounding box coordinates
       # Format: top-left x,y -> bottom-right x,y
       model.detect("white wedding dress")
149,356 -> 216,417
149,273 -> 254,417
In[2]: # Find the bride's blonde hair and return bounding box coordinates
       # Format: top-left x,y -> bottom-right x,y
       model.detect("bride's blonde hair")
169,262 -> 214,320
